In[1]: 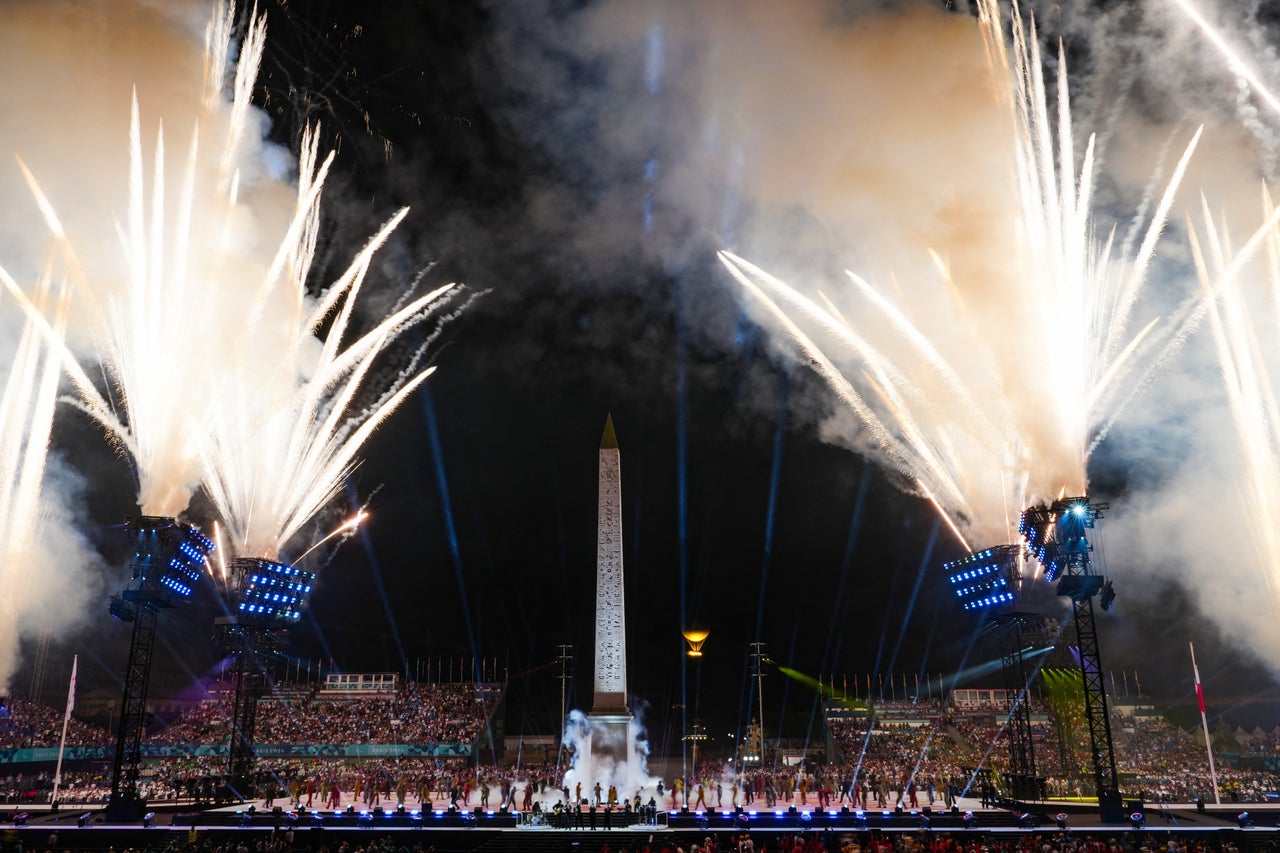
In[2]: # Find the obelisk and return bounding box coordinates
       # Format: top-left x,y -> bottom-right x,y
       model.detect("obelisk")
587,414 -> 634,762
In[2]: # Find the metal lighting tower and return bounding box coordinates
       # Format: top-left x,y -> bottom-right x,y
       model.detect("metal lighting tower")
219,622 -> 270,798
995,612 -> 1060,799
218,556 -> 315,799
1001,616 -> 1037,794
107,517 -> 215,822
749,641 -> 767,765
943,545 -> 1049,798
1020,497 -> 1121,818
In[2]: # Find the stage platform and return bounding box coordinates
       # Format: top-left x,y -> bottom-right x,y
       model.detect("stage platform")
0,799 -> 1279,853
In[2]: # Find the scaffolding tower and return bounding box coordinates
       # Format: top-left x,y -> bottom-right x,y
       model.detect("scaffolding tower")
992,612 -> 1060,801
1020,498 -> 1121,819
216,556 -> 314,800
106,517 -> 214,822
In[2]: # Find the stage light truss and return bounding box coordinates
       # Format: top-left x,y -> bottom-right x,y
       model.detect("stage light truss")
1018,497 -> 1120,805
1018,497 -> 1107,583
229,557 -> 316,624
942,544 -> 1023,611
109,516 -> 215,819
123,516 -> 216,603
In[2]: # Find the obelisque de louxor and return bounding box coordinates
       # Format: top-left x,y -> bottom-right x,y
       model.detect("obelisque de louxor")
588,414 -> 635,763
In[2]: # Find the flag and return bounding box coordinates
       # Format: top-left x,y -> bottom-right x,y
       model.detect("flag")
64,656 -> 77,721
1187,645 -> 1208,712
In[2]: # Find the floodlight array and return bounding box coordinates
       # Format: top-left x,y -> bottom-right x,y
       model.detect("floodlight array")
233,558 -> 315,623
1018,498 -> 1106,583
961,589 -> 1014,611
163,523 -> 215,598
123,517 -> 215,602
942,544 -> 1022,612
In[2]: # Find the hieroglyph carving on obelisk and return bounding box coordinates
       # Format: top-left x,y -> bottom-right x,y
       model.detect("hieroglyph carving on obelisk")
592,414 -> 629,714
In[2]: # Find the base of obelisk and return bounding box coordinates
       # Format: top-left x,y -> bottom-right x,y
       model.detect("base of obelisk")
585,712 -> 635,768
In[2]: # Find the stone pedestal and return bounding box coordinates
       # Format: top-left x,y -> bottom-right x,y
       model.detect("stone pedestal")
585,712 -> 635,767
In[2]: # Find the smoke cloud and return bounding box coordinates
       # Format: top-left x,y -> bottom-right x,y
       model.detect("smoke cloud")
559,709 -> 657,803
486,0 -> 1280,680
0,0 -> 310,518
1,0 -> 445,571
0,0 -> 374,685
0,301 -> 101,692
0,0 -> 229,689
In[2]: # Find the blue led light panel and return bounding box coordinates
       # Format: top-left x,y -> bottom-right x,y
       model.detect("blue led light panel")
1018,498 -> 1106,583
159,522 -> 216,597
942,544 -> 1022,612
125,517 -> 215,599
235,559 -> 316,623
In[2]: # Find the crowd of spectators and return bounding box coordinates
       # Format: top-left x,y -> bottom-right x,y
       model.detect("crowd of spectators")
816,709 -> 980,811
822,699 -> 1280,805
816,833 -> 1242,853
0,681 -> 496,753
670,834 -> 1245,853
149,682 -> 497,747
110,834 -> 444,853
0,833 -> 1261,853
1106,715 -> 1278,803
0,683 -> 1278,811
0,699 -> 111,749
0,682 -> 499,806
0,768 -> 113,804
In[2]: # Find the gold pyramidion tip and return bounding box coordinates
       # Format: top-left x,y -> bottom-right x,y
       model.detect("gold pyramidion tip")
601,413 -> 618,450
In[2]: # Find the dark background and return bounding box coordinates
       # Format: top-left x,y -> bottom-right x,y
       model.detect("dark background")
33,0 -> 1280,757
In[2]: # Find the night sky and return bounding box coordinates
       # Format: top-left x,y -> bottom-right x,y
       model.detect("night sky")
35,0 -> 1280,754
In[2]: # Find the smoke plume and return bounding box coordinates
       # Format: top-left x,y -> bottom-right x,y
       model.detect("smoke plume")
486,0 -> 1280,679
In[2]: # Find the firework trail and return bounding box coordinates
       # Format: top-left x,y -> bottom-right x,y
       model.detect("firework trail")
1170,0 -> 1280,121
0,3 -> 274,517
1,2 -> 460,561
720,0 -> 1200,546
0,273 -> 83,687
189,5 -> 462,561
1182,188 -> 1280,648
196,168 -> 460,558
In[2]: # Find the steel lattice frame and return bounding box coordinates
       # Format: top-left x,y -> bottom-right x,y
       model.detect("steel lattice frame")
1000,619 -> 1038,788
1073,594 -> 1119,798
227,659 -> 267,798
1003,637 -> 1034,783
106,517 -> 215,820
1020,498 -> 1119,805
995,612 -> 1058,801
216,555 -> 312,800
216,618 -> 286,800
109,601 -> 159,810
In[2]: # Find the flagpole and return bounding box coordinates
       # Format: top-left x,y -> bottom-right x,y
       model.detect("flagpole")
51,655 -> 77,807
1190,642 -> 1221,805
